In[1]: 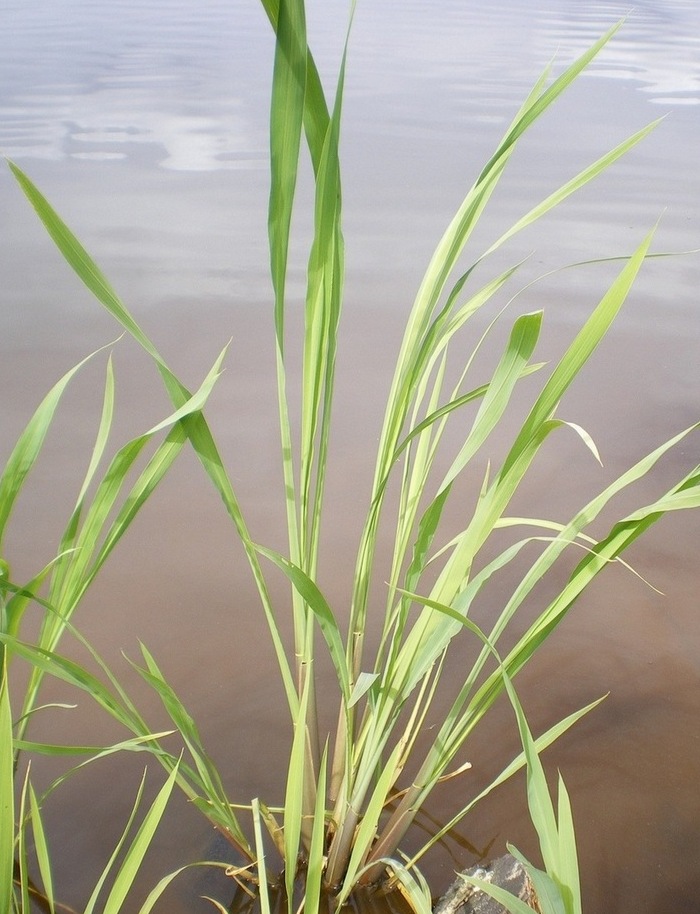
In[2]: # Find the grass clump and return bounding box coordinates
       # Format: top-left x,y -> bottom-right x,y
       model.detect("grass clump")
0,348 -> 229,911
2,3 -> 699,913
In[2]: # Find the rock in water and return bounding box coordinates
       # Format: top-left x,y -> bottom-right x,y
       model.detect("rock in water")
433,854 -> 539,914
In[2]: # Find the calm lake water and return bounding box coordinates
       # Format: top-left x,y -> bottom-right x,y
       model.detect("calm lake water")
1,1 -> 700,912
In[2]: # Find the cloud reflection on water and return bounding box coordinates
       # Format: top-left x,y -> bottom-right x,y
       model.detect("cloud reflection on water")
0,0 -> 698,171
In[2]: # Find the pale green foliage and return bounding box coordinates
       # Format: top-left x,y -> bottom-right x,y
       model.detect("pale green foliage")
2,2 -> 699,913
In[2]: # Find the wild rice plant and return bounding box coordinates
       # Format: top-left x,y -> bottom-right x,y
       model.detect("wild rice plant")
3,3 -> 699,913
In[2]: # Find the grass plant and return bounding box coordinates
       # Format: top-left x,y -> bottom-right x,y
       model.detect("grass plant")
2,3 -> 699,913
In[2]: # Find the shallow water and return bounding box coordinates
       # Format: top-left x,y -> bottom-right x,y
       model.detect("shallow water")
1,1 -> 699,911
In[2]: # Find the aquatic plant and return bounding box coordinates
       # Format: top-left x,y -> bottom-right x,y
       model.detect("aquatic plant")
2,2 -> 699,913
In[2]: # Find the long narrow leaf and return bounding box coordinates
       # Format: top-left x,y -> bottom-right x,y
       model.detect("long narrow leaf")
256,545 -> 350,701
101,760 -> 181,914
29,783 -> 55,914
284,671 -> 311,909
0,343 -> 112,551
501,676 -> 559,882
458,874 -> 544,914
0,670 -> 13,914
7,159 -> 300,719
83,773 -> 147,914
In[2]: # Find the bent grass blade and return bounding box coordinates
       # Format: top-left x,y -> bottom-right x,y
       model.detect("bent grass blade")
6,159 -> 299,722
0,342 -> 116,555
15,349 -> 229,746
28,783 -> 56,914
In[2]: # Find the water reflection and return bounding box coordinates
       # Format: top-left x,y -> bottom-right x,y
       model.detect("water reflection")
1,1 -> 699,170
0,2 -> 699,914
0,0 -> 271,168
537,0 -> 700,104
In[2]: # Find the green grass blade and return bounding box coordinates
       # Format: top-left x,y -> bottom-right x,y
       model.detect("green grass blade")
101,760 -> 180,914
1,634 -> 146,731
33,734 -> 177,804
452,460 -> 700,764
8,160 -> 164,370
11,356 -> 213,691
16,766 -> 32,913
20,354 -> 226,741
298,16 -> 350,572
483,120 -> 660,258
436,310 -> 542,494
267,0 -> 308,617
51,356 -> 116,602
427,310 -> 541,528
303,743 -> 329,914
17,732 -> 172,759
492,463 -> 700,697
556,775 -> 581,914
475,425 -> 699,675
431,231 -> 653,606
3,559 -> 62,648
29,783 -> 55,914
255,545 -> 350,701
54,344 -> 224,598
381,861 -> 433,914
394,362 -> 544,467
0,670 -> 13,914
347,672 -> 379,709
501,675 -> 559,880
83,772 -> 147,914
503,230 -> 653,478
403,695 -> 605,871
183,412 -> 299,715
134,645 -> 252,856
508,847 -> 569,914
6,594 -> 247,852
76,354 -> 116,506
269,0 -> 306,335
459,874 -> 550,914
258,0 -> 330,173
336,740 -> 404,903
284,671 -> 311,910
381,20 -> 623,439
61,342 -> 229,615
82,426 -> 188,587
252,799 -> 272,914
0,344 -> 109,553
487,20 -> 624,161
350,22 -> 630,661
135,862 -> 231,914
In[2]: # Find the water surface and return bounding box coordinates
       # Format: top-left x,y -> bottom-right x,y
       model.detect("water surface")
1,1 -> 699,912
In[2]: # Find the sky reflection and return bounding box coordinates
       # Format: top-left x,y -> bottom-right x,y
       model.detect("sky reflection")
0,0 -> 698,171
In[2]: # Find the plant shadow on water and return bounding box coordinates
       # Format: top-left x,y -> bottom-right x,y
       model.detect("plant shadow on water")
1,2 -> 700,914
